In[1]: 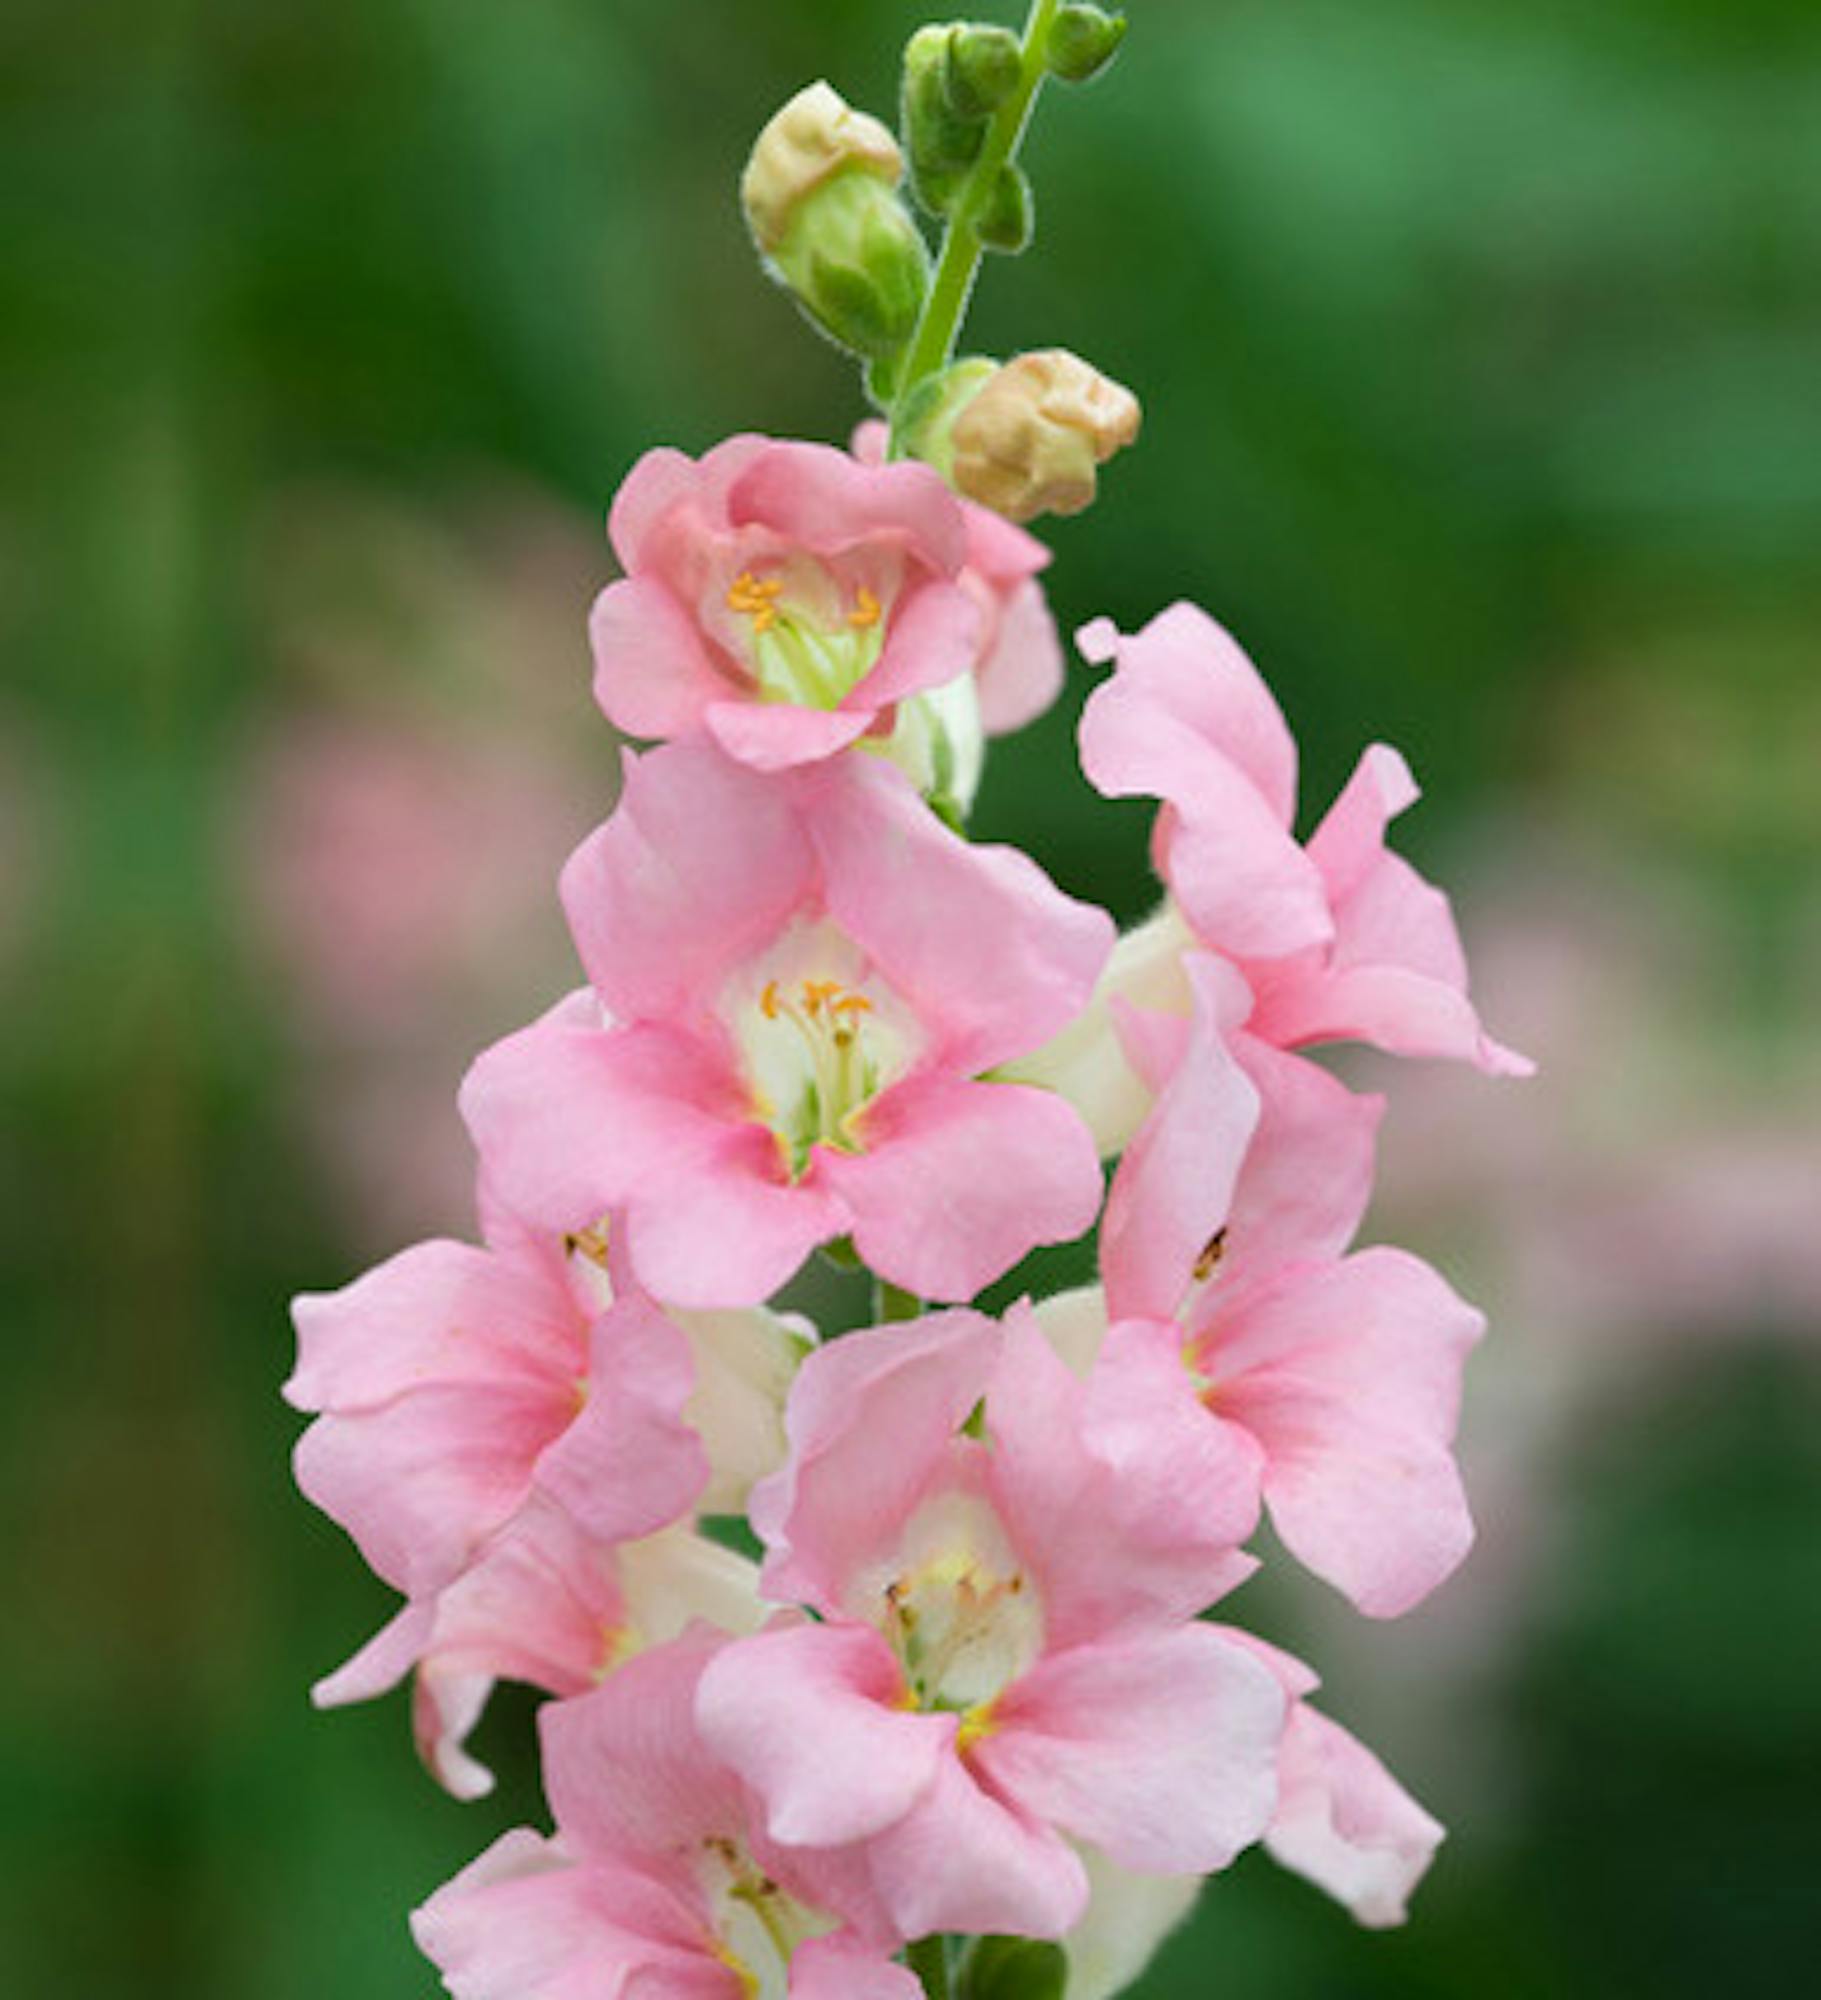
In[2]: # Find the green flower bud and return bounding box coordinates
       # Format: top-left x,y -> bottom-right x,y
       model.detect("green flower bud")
903,26 -> 987,212
943,23 -> 1023,119
975,161 -> 1033,254
1047,3 -> 1129,84
957,1936 -> 1068,2000
742,82 -> 930,359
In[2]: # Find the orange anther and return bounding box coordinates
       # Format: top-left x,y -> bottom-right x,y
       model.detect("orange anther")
848,584 -> 882,629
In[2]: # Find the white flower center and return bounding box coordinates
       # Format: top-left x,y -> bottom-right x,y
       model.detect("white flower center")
871,1491 -> 1044,1722
724,560 -> 890,710
728,922 -> 918,1177
698,1835 -> 832,2000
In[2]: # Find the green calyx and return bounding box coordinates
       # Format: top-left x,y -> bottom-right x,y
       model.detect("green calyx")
1046,4 -> 1128,83
975,161 -> 1032,253
955,1936 -> 1068,2000
774,168 -> 930,359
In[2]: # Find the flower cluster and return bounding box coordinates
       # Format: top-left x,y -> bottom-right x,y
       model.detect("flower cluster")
289,23 -> 1526,2000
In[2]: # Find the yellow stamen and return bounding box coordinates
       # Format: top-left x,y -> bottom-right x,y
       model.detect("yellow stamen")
727,569 -> 786,635
955,1702 -> 998,1756
848,584 -> 882,629
564,1221 -> 612,1269
1192,1225 -> 1229,1283
760,978 -> 782,1020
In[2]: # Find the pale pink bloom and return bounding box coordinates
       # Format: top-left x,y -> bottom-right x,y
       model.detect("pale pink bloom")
590,434 -> 985,774
415,1631 -> 919,1998
1077,603 -> 1531,1076
697,1308 -> 1283,1942
462,741 -> 1112,1307
1224,1633 -> 1445,1927
1094,952 -> 1485,1617
287,1183 -> 789,1791
317,1502 -> 762,1800
854,419 -> 1065,736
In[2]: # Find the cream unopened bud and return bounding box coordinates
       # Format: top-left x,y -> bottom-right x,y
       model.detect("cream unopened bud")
947,349 -> 1142,522
742,82 -> 930,358
742,81 -> 903,252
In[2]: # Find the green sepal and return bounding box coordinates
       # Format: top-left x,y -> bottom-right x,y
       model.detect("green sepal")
904,29 -> 989,211
819,1234 -> 864,1272
956,1936 -> 1068,2000
1047,4 -> 1129,83
975,162 -> 1033,254
866,351 -> 905,412
943,23 -> 1023,119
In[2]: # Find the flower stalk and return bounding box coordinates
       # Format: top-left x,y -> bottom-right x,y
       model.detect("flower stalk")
890,0 -> 1064,452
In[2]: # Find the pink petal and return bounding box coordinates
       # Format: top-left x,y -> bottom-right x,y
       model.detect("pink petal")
293,1375 -> 563,1597
1213,1249 -> 1484,1616
1252,744 -> 1532,1076
560,740 -> 816,1021
974,575 -> 1064,736
1078,604 -> 1299,826
823,1076 -> 1104,1302
1218,1038 -> 1384,1290
862,1753 -> 1089,1941
312,1598 -> 434,1709
978,1625 -> 1285,1874
413,1828 -> 723,2000
406,1502 -> 634,1798
702,700 -> 875,772
1267,1702 -> 1445,1927
726,443 -> 968,576
533,1299 -> 708,1544
607,435 -> 767,569
285,1236 -> 576,1415
790,1935 -> 923,2000
460,1008 -> 739,1235
988,1310 -> 1259,1648
810,754 -> 1114,1073
544,1630 -> 749,1863
621,1124 -> 846,1308
851,578 -> 983,709
749,1310 -> 1000,1614
696,1622 -> 949,1848
1101,956 -> 1261,1325
589,576 -> 729,740
1079,661 -> 1329,961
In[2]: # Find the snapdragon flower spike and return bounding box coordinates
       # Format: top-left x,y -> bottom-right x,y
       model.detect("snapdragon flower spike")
1077,602 -> 1532,1074
285,1178 -> 785,1792
591,435 -> 988,775
1220,1631 -> 1446,1928
1093,952 -> 1485,1618
462,740 -> 1112,1307
697,1307 -> 1284,1943
415,1631 -> 920,1999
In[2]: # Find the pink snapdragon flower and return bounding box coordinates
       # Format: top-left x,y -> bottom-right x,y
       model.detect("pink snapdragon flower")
416,1631 -> 919,1999
1225,1632 -> 1446,1927
286,1184 -> 788,1792
696,1308 -> 1284,1942
1070,953 -> 1484,1617
1070,602 -> 1530,1086
590,434 -> 986,775
462,741 -> 1112,1307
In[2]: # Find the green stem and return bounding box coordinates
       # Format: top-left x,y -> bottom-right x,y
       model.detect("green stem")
907,1935 -> 952,1999
889,0 -> 1064,451
876,1277 -> 925,1323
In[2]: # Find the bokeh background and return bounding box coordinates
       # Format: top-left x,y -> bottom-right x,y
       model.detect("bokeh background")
5,0 -> 1819,1993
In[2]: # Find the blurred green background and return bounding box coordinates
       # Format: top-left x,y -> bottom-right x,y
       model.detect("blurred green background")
4,0 -> 1819,1993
